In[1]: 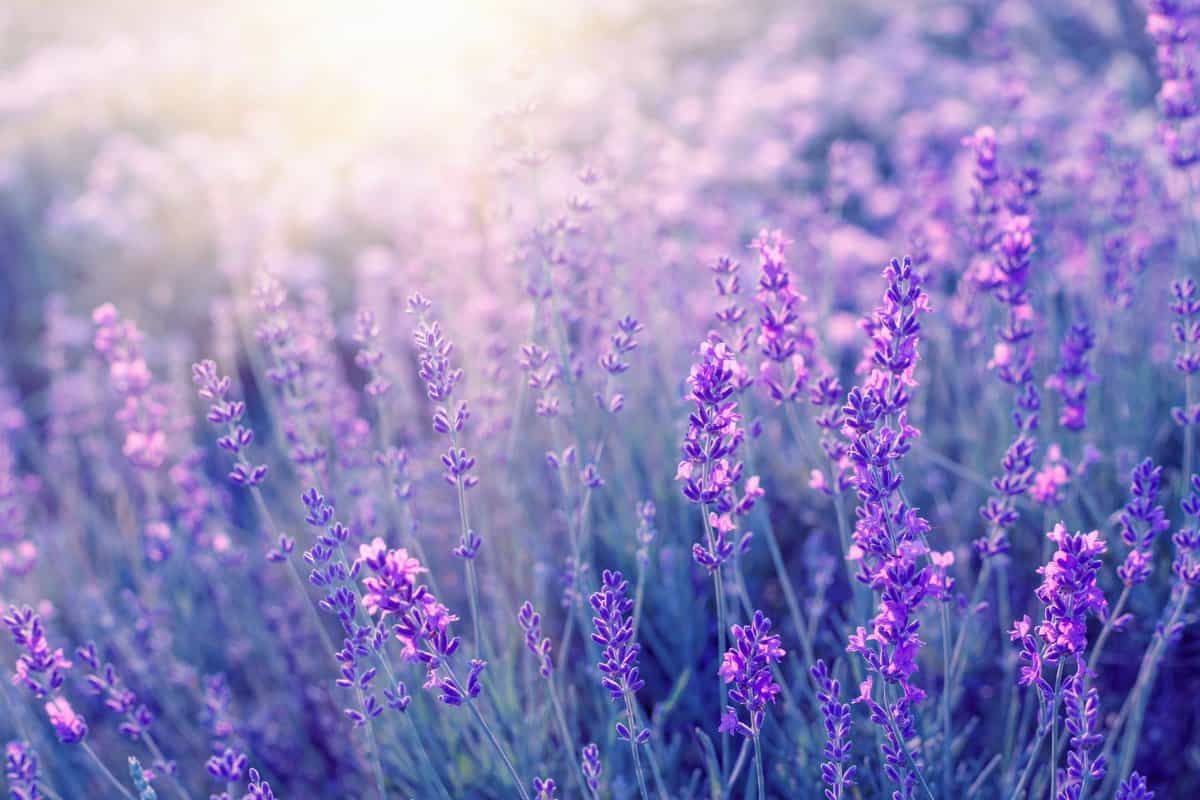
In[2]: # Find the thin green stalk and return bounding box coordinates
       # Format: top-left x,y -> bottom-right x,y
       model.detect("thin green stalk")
81,741 -> 135,800
1049,661 -> 1066,800
441,663 -> 529,800
752,733 -> 766,800
1087,584 -> 1130,675
622,692 -> 651,800
548,682 -> 589,800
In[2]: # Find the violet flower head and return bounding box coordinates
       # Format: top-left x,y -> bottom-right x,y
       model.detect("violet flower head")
1045,323 -> 1096,432
1059,671 -> 1107,798
589,569 -> 648,742
206,748 -> 248,784
717,610 -> 785,738
580,743 -> 602,795
76,642 -> 154,742
1175,476 -> 1200,587
1146,0 -> 1200,167
811,660 -> 856,800
3,606 -> 71,700
1116,772 -> 1154,800
353,308 -> 393,398
711,255 -> 754,356
1116,459 -> 1169,586
5,741 -> 40,800
92,303 -> 169,471
244,767 -> 277,800
518,601 -> 554,678
842,256 -> 934,697
1171,279 -> 1200,427
677,335 -> 759,572
192,360 -> 268,488
532,777 -> 558,800
752,228 -> 814,404
129,756 -> 157,800
1010,524 -> 1107,700
357,534 -> 475,706
44,697 -> 87,744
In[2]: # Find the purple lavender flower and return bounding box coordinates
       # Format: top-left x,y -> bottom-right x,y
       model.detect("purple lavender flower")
590,570 -> 646,727
206,748 -> 248,784
1170,279 -> 1200,427
843,257 -> 934,697
75,642 -> 154,741
811,660 -> 856,800
589,569 -> 649,799
717,610 -> 784,738
1045,323 -> 1096,432
676,335 -> 759,572
5,741 -> 40,800
531,777 -> 558,800
244,767 -> 277,800
1116,772 -> 1154,800
92,303 -> 168,471
751,229 -> 815,404
1116,459 -> 1170,587
1059,671 -> 1106,798
711,255 -> 755,357
43,696 -> 87,744
1010,525 -> 1107,693
1147,1 -> 1200,167
352,309 -> 393,398
518,601 -> 553,678
3,606 -> 72,701
580,743 -> 602,796
192,360 -> 268,488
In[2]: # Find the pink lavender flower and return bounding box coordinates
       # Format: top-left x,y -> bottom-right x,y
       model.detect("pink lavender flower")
5,741 -> 40,800
92,303 -> 168,471
717,610 -> 784,738
1010,525 -> 1107,703
44,697 -> 87,744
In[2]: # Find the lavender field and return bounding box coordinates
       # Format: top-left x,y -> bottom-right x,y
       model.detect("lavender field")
2,1 -> 1199,798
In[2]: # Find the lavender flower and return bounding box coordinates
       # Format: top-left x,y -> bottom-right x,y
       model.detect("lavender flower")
580,743 -> 602,795
192,360 -> 268,488
1117,459 -> 1170,587
352,309 -> 393,398
811,660 -> 856,800
518,601 -> 553,678
3,606 -> 72,701
589,569 -> 649,799
1059,671 -> 1106,798
532,777 -> 557,800
752,229 -> 814,404
5,741 -> 40,800
75,642 -> 154,741
676,335 -> 759,572
717,611 -> 784,738
1116,772 -> 1154,800
1170,279 -> 1200,427
129,756 -> 157,799
843,257 -> 934,696
1045,323 -> 1096,432
244,768 -> 277,800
